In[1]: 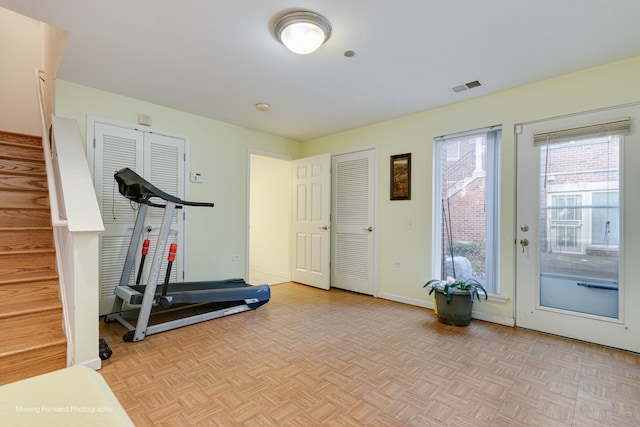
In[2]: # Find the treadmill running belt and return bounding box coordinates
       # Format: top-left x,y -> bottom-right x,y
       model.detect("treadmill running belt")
126,279 -> 270,306
131,278 -> 249,294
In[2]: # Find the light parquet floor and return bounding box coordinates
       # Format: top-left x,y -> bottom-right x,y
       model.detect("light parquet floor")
99,282 -> 640,426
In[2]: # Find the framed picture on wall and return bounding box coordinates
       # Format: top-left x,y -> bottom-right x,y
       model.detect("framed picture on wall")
390,153 -> 411,200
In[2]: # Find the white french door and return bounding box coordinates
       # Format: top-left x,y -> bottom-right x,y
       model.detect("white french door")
291,154 -> 331,289
515,104 -> 640,352
331,149 -> 376,295
90,120 -> 186,314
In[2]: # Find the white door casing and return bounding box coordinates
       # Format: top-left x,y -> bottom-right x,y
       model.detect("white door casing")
515,104 -> 640,353
331,149 -> 375,295
291,153 -> 331,289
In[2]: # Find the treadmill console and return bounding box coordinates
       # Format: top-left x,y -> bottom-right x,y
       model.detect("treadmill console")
114,168 -> 213,207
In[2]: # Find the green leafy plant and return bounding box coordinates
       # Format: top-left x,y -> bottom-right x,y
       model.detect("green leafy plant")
424,277 -> 487,304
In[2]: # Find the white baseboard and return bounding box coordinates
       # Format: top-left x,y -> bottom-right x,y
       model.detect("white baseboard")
77,358 -> 102,371
376,292 -> 515,327
377,292 -> 434,310
471,311 -> 515,327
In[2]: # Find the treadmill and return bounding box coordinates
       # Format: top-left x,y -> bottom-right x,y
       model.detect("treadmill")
105,167 -> 270,342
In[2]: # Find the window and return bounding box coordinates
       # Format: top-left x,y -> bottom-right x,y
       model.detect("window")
549,194 -> 583,253
592,191 -> 619,247
432,126 -> 501,294
545,189 -> 620,254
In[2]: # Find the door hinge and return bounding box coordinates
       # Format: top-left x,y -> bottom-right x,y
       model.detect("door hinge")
93,138 -> 96,148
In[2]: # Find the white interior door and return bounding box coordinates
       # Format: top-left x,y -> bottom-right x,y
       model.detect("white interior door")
331,149 -> 375,295
93,123 -> 143,314
91,121 -> 185,314
291,153 -> 331,289
515,104 -> 640,352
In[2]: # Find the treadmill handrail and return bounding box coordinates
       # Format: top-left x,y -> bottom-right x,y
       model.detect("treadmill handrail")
114,167 -> 214,208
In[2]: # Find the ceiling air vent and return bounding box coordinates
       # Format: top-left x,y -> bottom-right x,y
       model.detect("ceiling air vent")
451,80 -> 482,93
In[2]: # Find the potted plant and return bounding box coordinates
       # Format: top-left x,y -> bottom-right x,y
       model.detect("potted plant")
424,276 -> 487,326
424,198 -> 488,325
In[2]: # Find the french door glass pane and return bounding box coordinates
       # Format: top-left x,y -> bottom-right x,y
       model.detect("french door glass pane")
539,137 -> 620,318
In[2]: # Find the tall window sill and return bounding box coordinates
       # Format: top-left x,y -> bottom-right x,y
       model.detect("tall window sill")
487,294 -> 509,304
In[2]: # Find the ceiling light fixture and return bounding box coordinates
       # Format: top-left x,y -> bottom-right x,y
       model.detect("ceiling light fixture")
255,103 -> 270,112
274,10 -> 332,55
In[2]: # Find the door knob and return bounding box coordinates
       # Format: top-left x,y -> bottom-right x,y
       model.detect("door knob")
520,238 -> 529,253
318,226 -> 329,230
363,226 -> 373,232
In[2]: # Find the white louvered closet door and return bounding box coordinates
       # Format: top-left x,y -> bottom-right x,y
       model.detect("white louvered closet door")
93,123 -> 185,314
331,149 -> 375,295
142,133 -> 185,295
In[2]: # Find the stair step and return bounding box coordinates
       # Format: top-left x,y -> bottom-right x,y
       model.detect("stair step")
0,279 -> 60,318
0,156 -> 46,176
0,251 -> 57,282
0,174 -> 48,192
0,296 -> 61,319
0,303 -> 63,321
0,308 -> 65,353
0,140 -> 44,161
0,209 -> 51,227
0,339 -> 66,386
0,190 -> 49,210
0,227 -> 54,251
0,131 -> 42,148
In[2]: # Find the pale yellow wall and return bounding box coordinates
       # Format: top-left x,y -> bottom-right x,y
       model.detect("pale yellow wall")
0,8 -> 43,135
0,7 -> 67,135
301,56 -> 640,322
55,80 -> 301,280
41,22 -> 68,126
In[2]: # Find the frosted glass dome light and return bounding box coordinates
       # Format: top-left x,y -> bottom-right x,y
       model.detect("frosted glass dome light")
275,11 -> 332,55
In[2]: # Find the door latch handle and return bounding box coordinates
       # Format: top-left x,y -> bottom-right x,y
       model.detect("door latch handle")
363,226 -> 373,232
520,238 -> 529,253
318,226 -> 329,230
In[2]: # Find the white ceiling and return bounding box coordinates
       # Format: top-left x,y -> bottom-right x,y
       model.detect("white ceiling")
3,0 -> 640,141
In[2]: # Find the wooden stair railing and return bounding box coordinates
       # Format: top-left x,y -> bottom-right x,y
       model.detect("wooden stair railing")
0,131 -> 66,386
